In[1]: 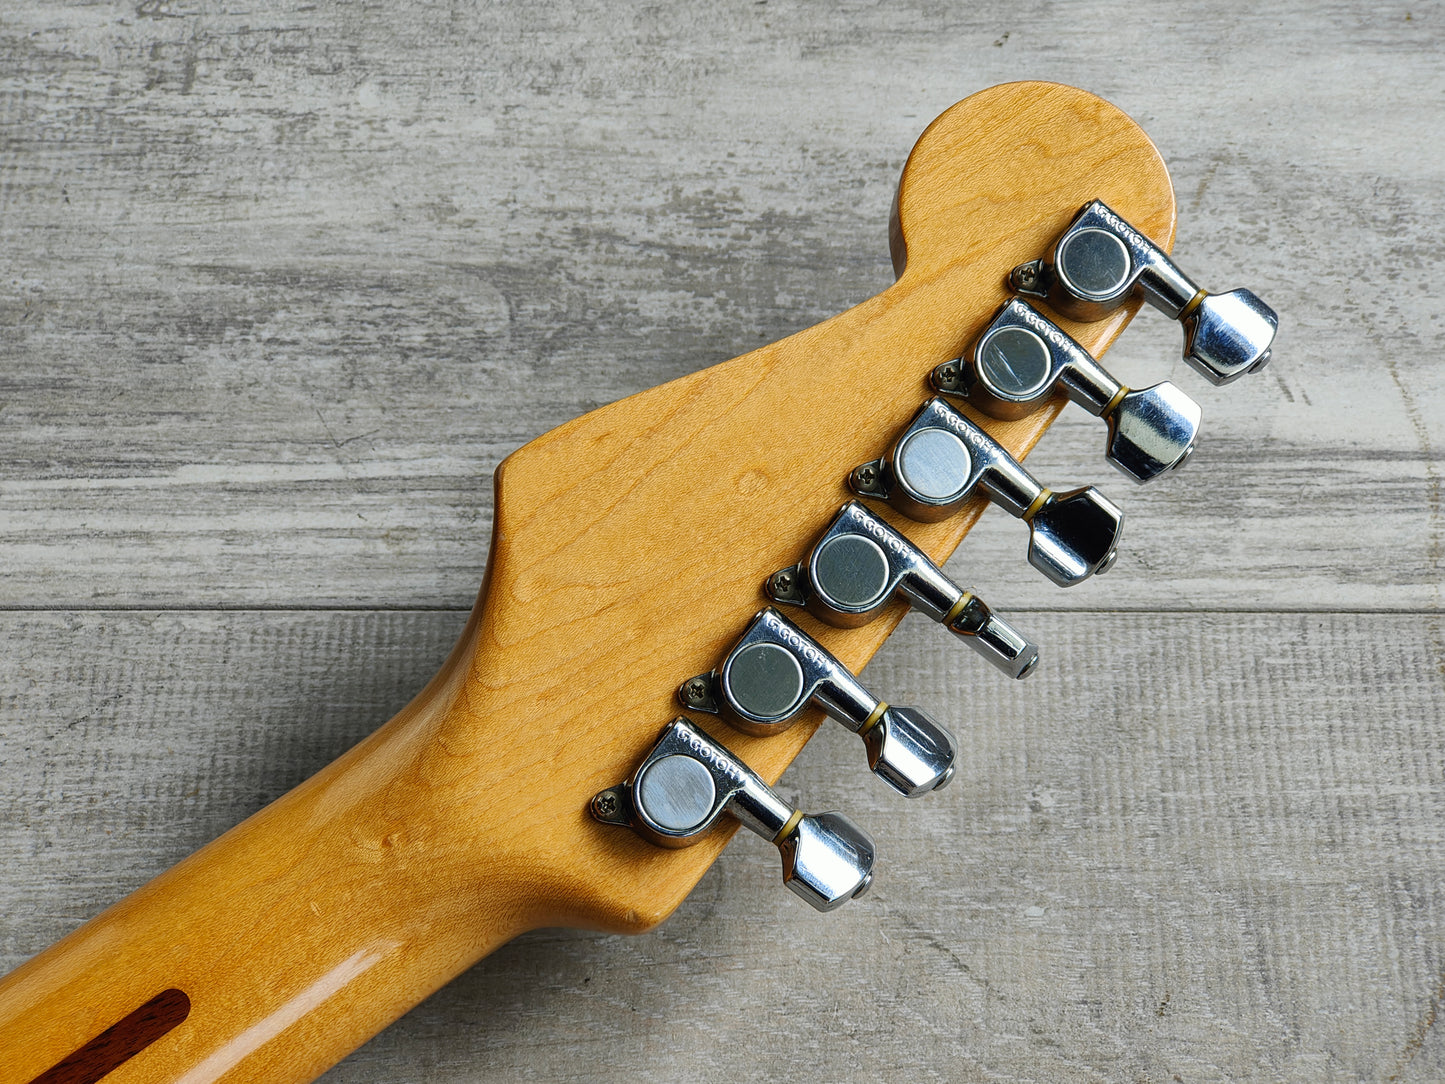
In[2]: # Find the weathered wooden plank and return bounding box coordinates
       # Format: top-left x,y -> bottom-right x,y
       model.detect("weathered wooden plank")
0,2 -> 1441,610
0,609 -> 1441,1081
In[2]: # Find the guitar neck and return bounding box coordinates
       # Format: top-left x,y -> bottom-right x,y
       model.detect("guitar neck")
0,82 -> 1175,1083
0,614 -> 530,1083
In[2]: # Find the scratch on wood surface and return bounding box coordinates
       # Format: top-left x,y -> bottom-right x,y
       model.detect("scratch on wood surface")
1387,968 -> 1445,1081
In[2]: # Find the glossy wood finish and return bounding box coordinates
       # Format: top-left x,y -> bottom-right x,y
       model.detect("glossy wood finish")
0,83 -> 1174,1083
28,990 -> 190,1084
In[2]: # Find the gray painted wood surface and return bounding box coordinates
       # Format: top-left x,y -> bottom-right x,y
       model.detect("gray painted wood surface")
1,2 -> 1441,1081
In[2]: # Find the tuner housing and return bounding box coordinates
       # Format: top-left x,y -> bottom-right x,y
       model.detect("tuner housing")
852,398 -> 1125,587
591,718 -> 876,912
1026,487 -> 1123,587
1013,199 -> 1278,386
680,608 -> 956,797
767,501 -> 1040,679
934,298 -> 1202,484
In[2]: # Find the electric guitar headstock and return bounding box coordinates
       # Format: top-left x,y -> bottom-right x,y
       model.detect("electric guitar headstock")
496,77 -> 1269,924
0,81 -> 1277,1084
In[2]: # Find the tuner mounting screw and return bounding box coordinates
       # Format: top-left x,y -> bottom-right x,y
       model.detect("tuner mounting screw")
855,464 -> 878,488
594,792 -> 619,818
1012,263 -> 1040,290
770,569 -> 795,593
682,677 -> 711,707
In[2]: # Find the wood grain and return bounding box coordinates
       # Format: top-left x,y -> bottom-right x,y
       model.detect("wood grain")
0,83 -> 1172,1082
1,2 -> 1441,1082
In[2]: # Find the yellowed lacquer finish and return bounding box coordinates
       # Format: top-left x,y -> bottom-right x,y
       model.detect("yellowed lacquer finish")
0,83 -> 1175,1083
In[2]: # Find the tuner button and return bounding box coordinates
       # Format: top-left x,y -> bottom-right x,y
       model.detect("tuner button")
1181,288 -> 1278,385
777,811 -> 876,912
945,594 -> 1040,680
1105,382 -> 1202,483
1025,487 -> 1124,587
859,705 -> 957,798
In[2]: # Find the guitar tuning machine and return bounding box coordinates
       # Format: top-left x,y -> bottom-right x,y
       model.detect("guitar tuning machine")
1011,199 -> 1278,386
850,397 -> 1123,588
767,501 -> 1039,680
592,717 -> 875,911
679,607 -> 956,798
932,299 -> 1202,484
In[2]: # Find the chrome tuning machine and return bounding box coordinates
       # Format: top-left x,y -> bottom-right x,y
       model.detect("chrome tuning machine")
679,607 -> 956,798
1011,199 -> 1278,386
592,717 -> 875,911
850,398 -> 1123,587
932,299 -> 1201,484
767,501 -> 1038,680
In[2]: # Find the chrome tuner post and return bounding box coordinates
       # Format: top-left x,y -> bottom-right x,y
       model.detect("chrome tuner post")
678,607 -> 956,798
931,299 -> 1202,484
766,501 -> 1039,680
850,397 -> 1123,587
591,717 -> 875,911
1010,199 -> 1278,386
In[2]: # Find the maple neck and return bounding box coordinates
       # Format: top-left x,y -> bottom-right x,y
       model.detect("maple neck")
0,82 -> 1174,1083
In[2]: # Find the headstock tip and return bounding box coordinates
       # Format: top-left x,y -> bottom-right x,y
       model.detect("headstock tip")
889,82 -> 1177,286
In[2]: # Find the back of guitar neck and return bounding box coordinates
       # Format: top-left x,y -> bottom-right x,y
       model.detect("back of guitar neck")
0,82 -> 1174,1083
